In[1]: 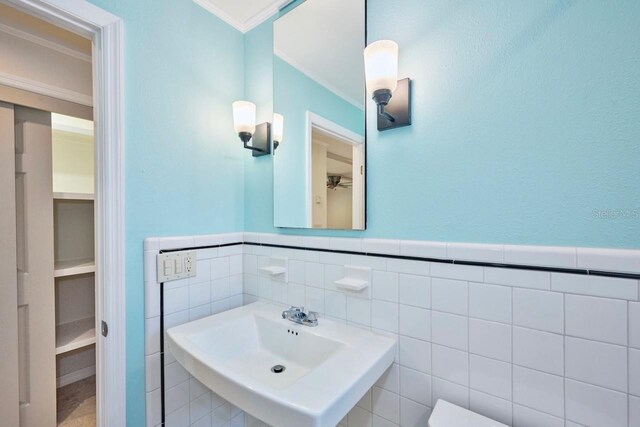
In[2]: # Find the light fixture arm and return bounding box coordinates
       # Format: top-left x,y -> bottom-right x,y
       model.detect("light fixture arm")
372,88 -> 396,123
377,105 -> 396,123
243,141 -> 268,153
238,131 -> 268,153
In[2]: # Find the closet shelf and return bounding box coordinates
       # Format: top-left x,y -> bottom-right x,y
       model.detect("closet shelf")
53,192 -> 94,201
55,317 -> 96,355
54,259 -> 95,277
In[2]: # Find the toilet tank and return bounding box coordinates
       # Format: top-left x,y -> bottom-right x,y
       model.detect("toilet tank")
428,400 -> 509,427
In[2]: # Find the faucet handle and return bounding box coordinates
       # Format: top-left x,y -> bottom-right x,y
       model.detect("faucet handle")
282,306 -> 305,319
306,311 -> 318,321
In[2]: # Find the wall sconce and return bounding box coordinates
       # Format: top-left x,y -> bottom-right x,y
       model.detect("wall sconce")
272,113 -> 284,151
232,100 -> 271,157
364,40 -> 412,131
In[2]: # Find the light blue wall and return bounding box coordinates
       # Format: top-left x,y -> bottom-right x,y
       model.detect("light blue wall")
272,57 -> 365,227
76,0 -> 640,424
245,0 -> 640,248
87,1 -> 246,424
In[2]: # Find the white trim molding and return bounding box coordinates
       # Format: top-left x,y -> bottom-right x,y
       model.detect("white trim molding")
0,21 -> 92,62
305,111 -> 365,228
0,70 -> 93,106
4,1 -> 126,426
193,0 -> 290,33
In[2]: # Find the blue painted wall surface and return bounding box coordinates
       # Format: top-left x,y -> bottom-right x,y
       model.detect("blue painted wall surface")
87,1 -> 245,424
77,0 -> 640,424
245,0 -> 640,248
272,57 -> 365,227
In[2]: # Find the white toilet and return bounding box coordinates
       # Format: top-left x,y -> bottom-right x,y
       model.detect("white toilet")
428,400 -> 509,427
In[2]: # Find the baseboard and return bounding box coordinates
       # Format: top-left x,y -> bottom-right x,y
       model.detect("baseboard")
56,365 -> 95,388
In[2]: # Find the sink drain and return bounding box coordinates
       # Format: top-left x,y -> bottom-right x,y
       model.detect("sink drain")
271,364 -> 286,374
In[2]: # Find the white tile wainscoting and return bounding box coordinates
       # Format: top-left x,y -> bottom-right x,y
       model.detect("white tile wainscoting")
144,233 -> 248,427
144,233 -> 640,427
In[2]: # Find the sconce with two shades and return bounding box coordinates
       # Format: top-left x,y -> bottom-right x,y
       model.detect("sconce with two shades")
232,101 -> 284,156
364,40 -> 412,131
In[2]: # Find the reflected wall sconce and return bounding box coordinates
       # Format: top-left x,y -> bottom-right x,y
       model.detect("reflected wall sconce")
364,40 -> 412,131
272,113 -> 284,152
232,100 -> 271,157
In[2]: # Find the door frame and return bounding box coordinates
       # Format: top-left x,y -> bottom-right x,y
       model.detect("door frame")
2,0 -> 126,425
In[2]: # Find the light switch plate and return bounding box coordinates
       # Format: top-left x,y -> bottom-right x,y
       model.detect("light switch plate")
157,251 -> 197,282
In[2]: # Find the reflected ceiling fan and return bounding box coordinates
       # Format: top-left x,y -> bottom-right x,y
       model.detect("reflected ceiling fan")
327,175 -> 352,189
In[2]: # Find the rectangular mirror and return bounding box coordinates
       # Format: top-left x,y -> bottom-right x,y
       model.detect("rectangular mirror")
273,0 -> 366,230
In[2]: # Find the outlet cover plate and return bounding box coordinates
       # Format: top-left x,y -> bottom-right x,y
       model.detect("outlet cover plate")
157,251 -> 197,282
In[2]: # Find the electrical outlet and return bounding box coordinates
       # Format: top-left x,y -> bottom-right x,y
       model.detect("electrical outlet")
157,251 -> 197,282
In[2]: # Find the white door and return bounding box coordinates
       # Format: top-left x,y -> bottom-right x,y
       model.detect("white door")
0,102 -> 20,426
0,103 -> 57,426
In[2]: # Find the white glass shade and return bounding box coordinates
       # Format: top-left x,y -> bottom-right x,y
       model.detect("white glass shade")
364,40 -> 399,94
272,113 -> 284,143
232,101 -> 256,134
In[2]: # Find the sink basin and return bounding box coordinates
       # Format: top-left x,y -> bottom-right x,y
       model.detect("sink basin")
166,301 -> 396,427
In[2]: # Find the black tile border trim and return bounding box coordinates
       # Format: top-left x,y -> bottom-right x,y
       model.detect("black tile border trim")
243,242 -> 640,280
159,282 -> 165,426
155,239 -> 638,423
158,241 -> 244,425
160,241 -> 640,279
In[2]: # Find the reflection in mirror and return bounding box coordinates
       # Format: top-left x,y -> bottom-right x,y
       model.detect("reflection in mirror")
273,0 -> 366,230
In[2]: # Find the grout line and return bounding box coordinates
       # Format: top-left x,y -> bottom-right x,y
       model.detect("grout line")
511,286 -> 515,426
467,279 -> 471,408
512,401 -> 565,423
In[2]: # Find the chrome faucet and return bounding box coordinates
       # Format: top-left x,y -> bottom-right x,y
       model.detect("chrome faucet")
281,306 -> 318,327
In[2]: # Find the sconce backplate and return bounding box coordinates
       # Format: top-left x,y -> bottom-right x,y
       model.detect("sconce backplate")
252,122 -> 271,157
377,78 -> 412,131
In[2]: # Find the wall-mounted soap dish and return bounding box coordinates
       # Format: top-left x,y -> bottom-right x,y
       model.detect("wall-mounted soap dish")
335,265 -> 371,298
259,256 -> 288,282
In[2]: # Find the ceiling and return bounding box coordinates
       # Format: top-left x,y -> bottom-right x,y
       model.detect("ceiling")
274,0 -> 365,109
193,0 -> 291,33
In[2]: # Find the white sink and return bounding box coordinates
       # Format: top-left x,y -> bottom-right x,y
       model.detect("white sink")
166,301 -> 396,427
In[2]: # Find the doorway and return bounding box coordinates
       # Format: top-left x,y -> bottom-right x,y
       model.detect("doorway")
0,1 -> 124,426
306,112 -> 365,229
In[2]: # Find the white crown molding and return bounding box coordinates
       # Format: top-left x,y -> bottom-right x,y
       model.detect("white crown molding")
0,22 -> 91,62
193,0 -> 289,33
274,48 -> 365,110
193,0 -> 244,32
0,70 -> 93,106
242,0 -> 289,32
